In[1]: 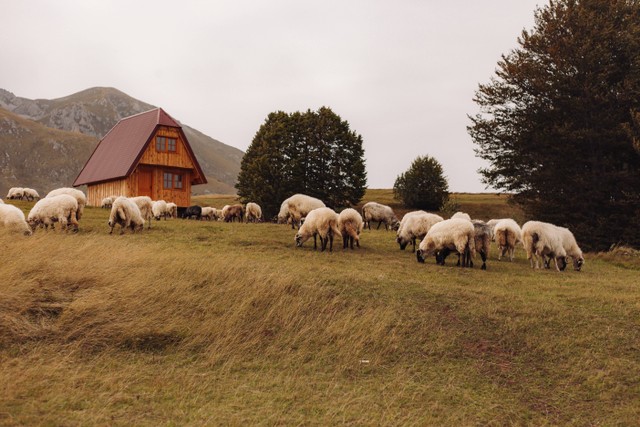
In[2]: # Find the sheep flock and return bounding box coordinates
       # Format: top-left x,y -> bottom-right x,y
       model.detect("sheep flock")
1,188 -> 587,272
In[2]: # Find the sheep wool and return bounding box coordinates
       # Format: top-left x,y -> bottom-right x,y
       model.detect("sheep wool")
108,197 -> 144,234
0,203 -> 32,235
396,211 -> 444,252
129,196 -> 154,228
338,208 -> 364,249
493,218 -> 522,261
361,202 -> 399,231
245,202 -> 262,223
416,218 -> 476,267
152,200 -> 169,220
27,194 -> 79,233
295,207 -> 342,252
278,194 -> 325,229
521,221 -> 567,271
46,188 -> 87,220
451,212 -> 472,221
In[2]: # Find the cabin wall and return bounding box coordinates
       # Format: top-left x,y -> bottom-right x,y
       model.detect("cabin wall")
87,180 -> 128,207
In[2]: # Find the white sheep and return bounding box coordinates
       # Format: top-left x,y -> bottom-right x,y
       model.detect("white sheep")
521,221 -> 567,271
361,202 -> 399,231
27,194 -> 79,233
0,203 -> 32,235
101,197 -> 114,209
278,194 -> 325,229
6,187 -> 24,200
295,207 -> 342,252
129,196 -> 154,228
416,218 -> 476,267
245,202 -> 262,223
338,208 -> 364,249
46,188 -> 87,220
485,218 -> 505,241
396,211 -> 444,252
451,211 -> 472,221
553,226 -> 584,271
152,200 -> 170,220
200,206 -> 217,221
493,218 -> 522,261
22,188 -> 40,201
108,196 -> 144,234
166,202 -> 178,219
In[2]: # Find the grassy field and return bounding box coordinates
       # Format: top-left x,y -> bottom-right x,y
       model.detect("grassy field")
1,191 -> 639,425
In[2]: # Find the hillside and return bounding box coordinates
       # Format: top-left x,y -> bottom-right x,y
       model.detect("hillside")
0,87 -> 242,195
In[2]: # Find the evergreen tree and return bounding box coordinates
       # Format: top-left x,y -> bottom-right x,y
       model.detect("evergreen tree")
236,108 -> 367,219
468,0 -> 640,250
393,155 -> 449,210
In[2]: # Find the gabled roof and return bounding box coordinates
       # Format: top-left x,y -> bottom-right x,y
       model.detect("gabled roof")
74,108 -> 206,186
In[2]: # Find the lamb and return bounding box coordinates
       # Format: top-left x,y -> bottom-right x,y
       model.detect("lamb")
493,218 -> 523,261
451,211 -> 472,221
278,194 -> 326,229
22,188 -> 40,201
101,197 -> 114,209
0,204 -> 32,235
361,202 -> 399,231
338,208 -> 364,249
224,204 -> 244,222
6,187 -> 24,200
416,218 -> 476,268
245,202 -> 262,223
166,202 -> 178,219
46,188 -> 87,220
521,221 -> 567,271
396,211 -> 444,252
152,200 -> 169,220
129,196 -> 154,228
108,196 -> 144,234
27,194 -> 79,233
295,207 -> 342,252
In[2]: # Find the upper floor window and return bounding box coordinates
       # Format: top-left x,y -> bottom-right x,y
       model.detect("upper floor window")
156,136 -> 177,152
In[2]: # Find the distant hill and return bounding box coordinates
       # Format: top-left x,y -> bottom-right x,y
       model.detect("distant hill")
0,87 -> 242,195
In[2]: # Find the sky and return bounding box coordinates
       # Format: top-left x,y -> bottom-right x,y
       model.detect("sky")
1,0 -> 542,192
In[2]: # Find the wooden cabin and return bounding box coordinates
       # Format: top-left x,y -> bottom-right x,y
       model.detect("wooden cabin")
74,108 -> 206,207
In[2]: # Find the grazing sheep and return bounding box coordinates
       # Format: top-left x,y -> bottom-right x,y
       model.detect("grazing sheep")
451,211 -> 472,221
22,188 -> 40,201
471,220 -> 492,270
521,221 -> 567,271
152,200 -> 169,220
493,218 -> 523,261
295,207 -> 342,252
200,207 -> 217,221
224,204 -> 244,222
396,211 -> 444,252
550,226 -> 584,271
108,196 -> 144,234
245,202 -> 262,223
0,204 -> 32,235
27,194 -> 79,233
338,208 -> 364,249
485,218 -> 506,241
6,187 -> 24,200
101,197 -> 114,209
166,202 -> 178,219
416,218 -> 476,268
361,202 -> 399,231
129,196 -> 154,229
183,205 -> 202,220
46,188 -> 87,220
278,194 -> 326,229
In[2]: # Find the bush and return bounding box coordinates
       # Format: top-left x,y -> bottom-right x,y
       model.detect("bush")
393,155 -> 449,210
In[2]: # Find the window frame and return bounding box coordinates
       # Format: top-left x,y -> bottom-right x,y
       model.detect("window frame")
156,136 -> 178,153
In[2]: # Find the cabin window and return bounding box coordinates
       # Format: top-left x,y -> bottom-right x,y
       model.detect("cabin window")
163,172 -> 184,190
156,136 -> 177,152
174,174 -> 183,189
167,138 -> 177,152
163,172 -> 173,189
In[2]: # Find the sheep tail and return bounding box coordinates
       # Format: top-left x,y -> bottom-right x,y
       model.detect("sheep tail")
330,221 -> 342,238
497,229 -> 508,248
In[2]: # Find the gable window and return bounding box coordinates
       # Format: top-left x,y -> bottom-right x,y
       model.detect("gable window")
163,172 -> 184,190
156,136 -> 177,152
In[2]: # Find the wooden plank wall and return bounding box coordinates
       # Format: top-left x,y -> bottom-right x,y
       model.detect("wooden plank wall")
87,180 -> 128,207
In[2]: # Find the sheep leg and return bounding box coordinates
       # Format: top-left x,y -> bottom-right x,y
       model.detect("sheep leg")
328,233 -> 334,252
376,221 -> 382,230
343,234 -> 349,249
480,251 -> 487,270
411,238 -> 416,253
313,234 -> 317,250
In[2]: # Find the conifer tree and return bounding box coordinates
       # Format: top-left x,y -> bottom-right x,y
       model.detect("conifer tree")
393,155 -> 449,210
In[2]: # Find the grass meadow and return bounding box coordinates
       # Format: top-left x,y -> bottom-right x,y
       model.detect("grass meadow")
1,190 -> 639,425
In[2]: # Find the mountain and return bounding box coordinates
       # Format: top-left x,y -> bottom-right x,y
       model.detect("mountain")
0,87 -> 243,195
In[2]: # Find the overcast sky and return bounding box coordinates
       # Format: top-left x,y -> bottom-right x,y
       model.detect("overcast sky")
1,0 -> 542,192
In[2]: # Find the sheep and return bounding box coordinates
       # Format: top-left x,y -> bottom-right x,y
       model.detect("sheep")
152,200 -> 169,220
493,218 -> 522,261
295,207 -> 342,252
129,196 -> 154,228
0,204 -> 32,235
416,218 -> 476,268
27,194 -> 79,233
278,194 -> 326,229
6,187 -> 24,200
108,196 -> 144,234
521,221 -> 567,271
200,207 -> 217,221
338,208 -> 364,249
471,220 -> 492,270
224,204 -> 244,222
245,202 -> 262,223
46,188 -> 87,220
396,211 -> 444,252
546,226 -> 584,271
101,197 -> 114,209
183,205 -> 202,220
485,218 -> 506,241
166,202 -> 178,219
22,188 -> 40,201
451,211 -> 472,221
361,202 -> 399,231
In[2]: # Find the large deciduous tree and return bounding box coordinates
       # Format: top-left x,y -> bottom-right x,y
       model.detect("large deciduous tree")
393,155 -> 449,210
236,107 -> 367,219
468,0 -> 640,250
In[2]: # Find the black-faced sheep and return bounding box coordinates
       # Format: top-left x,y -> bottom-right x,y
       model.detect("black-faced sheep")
27,194 -> 79,233
361,202 -> 399,231
46,188 -> 87,220
416,218 -> 476,268
245,202 -> 262,223
6,187 -> 24,200
22,188 -> 40,201
521,221 -> 567,271
108,197 -> 144,234
278,194 -> 326,229
152,200 -> 169,220
0,203 -> 32,235
338,208 -> 364,249
396,211 -> 444,252
493,218 -> 522,261
544,226 -> 584,271
295,207 -> 342,252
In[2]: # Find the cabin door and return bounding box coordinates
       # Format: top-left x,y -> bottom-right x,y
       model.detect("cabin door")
138,169 -> 153,198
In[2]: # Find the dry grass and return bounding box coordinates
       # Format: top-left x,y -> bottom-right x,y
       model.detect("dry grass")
1,193 -> 639,425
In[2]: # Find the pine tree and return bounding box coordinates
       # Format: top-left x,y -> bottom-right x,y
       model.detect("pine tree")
468,0 -> 640,250
393,155 -> 449,210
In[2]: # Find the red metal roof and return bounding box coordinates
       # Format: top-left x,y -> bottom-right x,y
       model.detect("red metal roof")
73,108 -> 207,186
